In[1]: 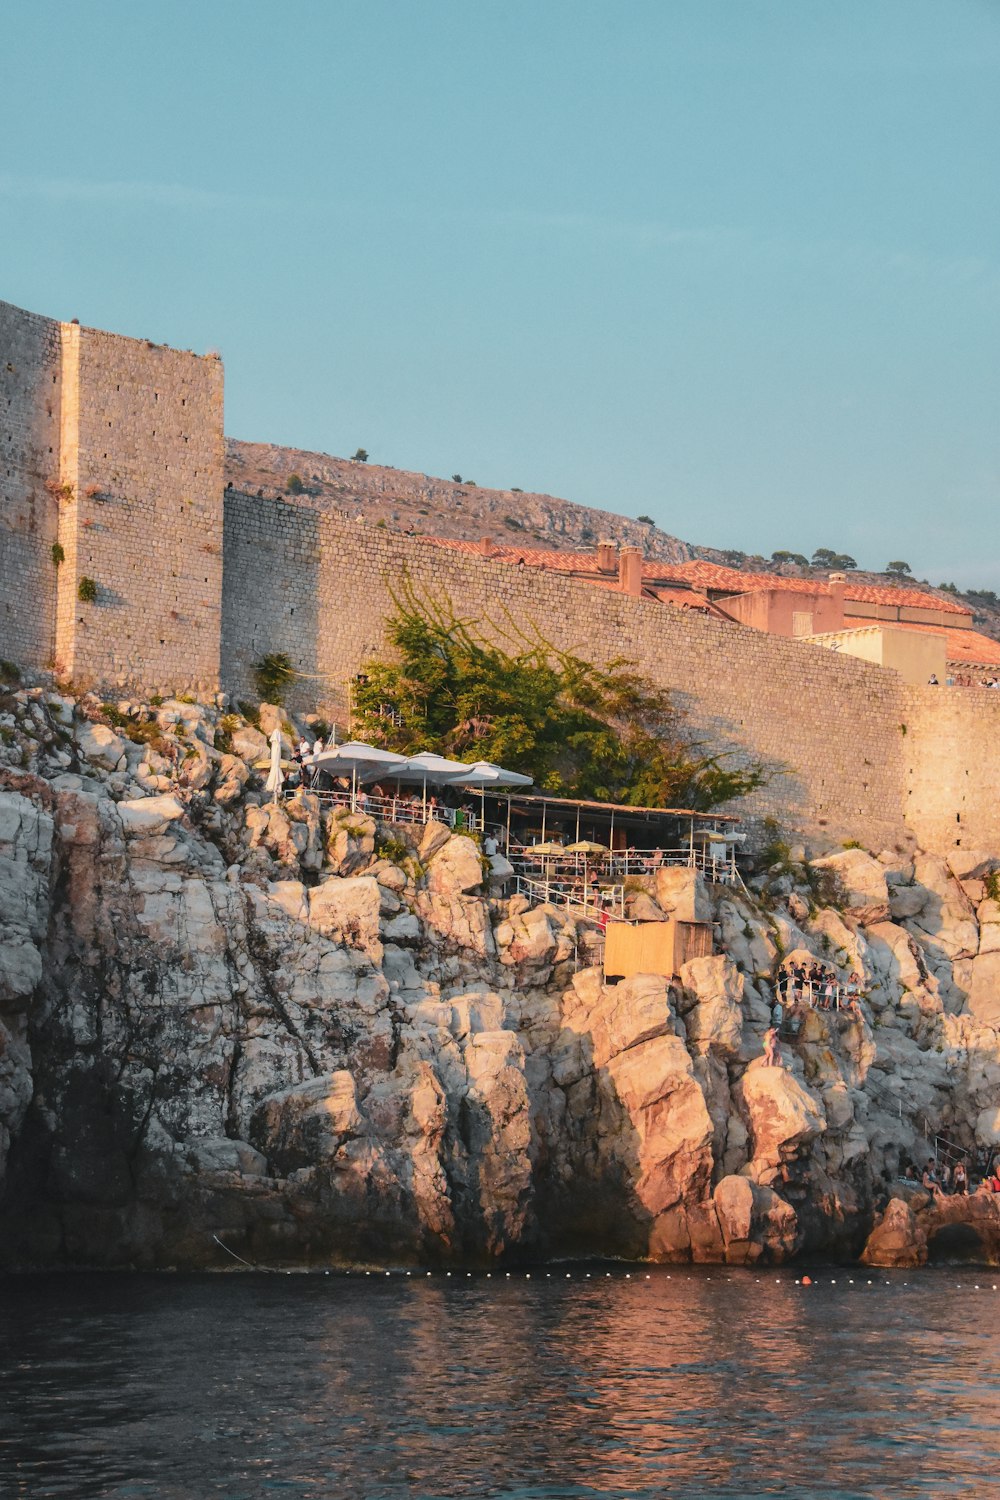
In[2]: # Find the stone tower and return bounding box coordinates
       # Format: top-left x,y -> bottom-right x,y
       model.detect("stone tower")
1,297 -> 224,694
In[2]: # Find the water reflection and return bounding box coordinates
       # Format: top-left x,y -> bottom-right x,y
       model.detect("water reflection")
0,1269 -> 994,1497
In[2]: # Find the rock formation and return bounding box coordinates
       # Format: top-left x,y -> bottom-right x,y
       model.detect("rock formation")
2,683 -> 1000,1270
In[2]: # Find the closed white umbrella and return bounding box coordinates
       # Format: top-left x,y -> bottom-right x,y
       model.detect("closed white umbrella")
265,726 -> 284,802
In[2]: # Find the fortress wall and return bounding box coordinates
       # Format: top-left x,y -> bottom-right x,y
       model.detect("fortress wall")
222,494 -> 910,846
56,326 -> 224,692
0,302 -> 61,669
901,686 -> 1000,852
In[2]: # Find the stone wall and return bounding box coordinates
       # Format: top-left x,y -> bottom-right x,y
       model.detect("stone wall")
55,323 -> 224,692
222,491 -> 911,847
902,685 -> 1000,852
0,302 -> 61,669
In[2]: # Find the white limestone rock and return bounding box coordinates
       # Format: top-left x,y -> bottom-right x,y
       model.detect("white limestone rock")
76,720 -> 126,770
809,848 -> 889,924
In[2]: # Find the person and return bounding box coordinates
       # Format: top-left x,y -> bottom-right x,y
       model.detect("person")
922,1159 -> 944,1197
483,833 -> 499,859
953,1159 -> 969,1195
902,1164 -> 919,1184
824,972 -> 838,1010
928,673 -> 939,685
939,1161 -> 952,1193
297,736 -> 310,763
312,737 -> 324,757
763,1027 -> 782,1067
772,996 -> 785,1030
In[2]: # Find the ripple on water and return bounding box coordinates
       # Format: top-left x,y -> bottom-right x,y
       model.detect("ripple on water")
0,1268 -> 993,1499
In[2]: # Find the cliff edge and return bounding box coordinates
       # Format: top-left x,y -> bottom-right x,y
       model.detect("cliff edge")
1,685 -> 999,1269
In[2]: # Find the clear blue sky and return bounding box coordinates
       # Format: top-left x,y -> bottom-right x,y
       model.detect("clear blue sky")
3,1 -> 999,587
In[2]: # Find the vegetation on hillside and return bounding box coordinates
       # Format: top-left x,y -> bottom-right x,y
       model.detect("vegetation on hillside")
352,582 -> 773,811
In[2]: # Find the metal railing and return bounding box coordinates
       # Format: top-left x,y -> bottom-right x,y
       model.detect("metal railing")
507,843 -> 738,883
514,873 -> 626,920
775,977 -> 862,1012
288,786 -> 479,832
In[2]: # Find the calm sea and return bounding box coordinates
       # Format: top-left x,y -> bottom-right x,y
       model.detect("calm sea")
0,1267 -> 993,1499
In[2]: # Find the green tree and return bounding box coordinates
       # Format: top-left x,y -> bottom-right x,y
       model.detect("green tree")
352,581 -> 774,811
352,448 -> 369,463
252,651 -> 295,704
452,474 -> 463,484
811,547 -> 838,567
831,553 -> 857,570
886,560 -> 911,575
771,550 -> 809,567
286,472 -> 304,494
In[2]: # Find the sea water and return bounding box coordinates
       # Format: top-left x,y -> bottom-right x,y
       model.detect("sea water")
0,1267 -> 993,1498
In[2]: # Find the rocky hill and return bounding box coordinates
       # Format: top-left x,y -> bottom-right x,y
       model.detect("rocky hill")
226,439 -> 695,562
226,439 -> 1000,639
2,681 -> 1000,1271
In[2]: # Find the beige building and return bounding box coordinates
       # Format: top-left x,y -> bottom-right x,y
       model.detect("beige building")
802,624 -> 947,686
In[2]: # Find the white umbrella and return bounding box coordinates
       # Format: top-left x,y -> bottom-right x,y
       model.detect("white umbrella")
265,726 -> 284,802
308,741 -> 410,807
446,760 -> 533,841
388,750 -> 475,820
449,760 -> 533,788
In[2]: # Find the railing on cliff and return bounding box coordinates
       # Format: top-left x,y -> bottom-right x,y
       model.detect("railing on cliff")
513,873 -> 626,921
507,843 -> 739,884
288,785 -> 480,833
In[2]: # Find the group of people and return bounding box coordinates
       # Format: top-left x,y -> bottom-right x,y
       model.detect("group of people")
777,959 -> 864,1013
901,1154 -> 999,1196
929,674 -> 1000,689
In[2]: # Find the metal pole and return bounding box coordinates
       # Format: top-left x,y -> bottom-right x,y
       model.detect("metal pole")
541,800 -> 546,841
506,795 -> 512,849
575,805 -> 581,842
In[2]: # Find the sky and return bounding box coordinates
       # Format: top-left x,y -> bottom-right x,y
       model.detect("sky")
3,1 -> 999,587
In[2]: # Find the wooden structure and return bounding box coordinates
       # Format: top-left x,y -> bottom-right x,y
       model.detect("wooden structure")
603,918 -> 713,981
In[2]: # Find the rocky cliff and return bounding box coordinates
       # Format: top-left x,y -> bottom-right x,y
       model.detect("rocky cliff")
1,685 -> 999,1270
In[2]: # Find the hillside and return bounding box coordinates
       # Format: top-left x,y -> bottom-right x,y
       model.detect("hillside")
226,439 -> 1000,643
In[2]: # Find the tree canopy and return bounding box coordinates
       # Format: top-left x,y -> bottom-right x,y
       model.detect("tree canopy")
352,583 -> 773,811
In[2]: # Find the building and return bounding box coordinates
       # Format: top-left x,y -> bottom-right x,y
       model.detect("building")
423,538 -> 1000,682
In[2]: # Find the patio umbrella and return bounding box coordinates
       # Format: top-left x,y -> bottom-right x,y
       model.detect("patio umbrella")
446,760 -> 534,841
308,741 -> 410,805
530,841 -> 565,857
264,726 -> 284,803
450,760 -> 533,788
565,841 -> 609,906
392,750 -> 475,819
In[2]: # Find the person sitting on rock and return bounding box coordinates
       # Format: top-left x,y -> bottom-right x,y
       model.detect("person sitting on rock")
901,1164 -> 919,1184
922,1160 -> 944,1198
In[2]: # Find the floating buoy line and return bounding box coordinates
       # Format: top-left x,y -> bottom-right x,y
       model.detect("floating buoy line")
212,1238 -> 997,1287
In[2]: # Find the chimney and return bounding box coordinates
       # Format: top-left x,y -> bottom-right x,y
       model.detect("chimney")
596,538 -> 617,573
619,545 -> 643,597
828,570 -> 846,596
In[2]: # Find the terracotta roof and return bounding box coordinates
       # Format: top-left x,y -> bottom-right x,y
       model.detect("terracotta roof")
421,536 -> 972,619
658,560 -> 972,616
651,586 -> 733,619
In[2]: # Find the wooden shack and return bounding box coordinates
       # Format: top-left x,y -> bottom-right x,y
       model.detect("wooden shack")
603,918 -> 713,981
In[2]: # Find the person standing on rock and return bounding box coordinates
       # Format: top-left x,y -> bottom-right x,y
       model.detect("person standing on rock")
763,1027 -> 782,1067
953,1160 -> 969,1195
